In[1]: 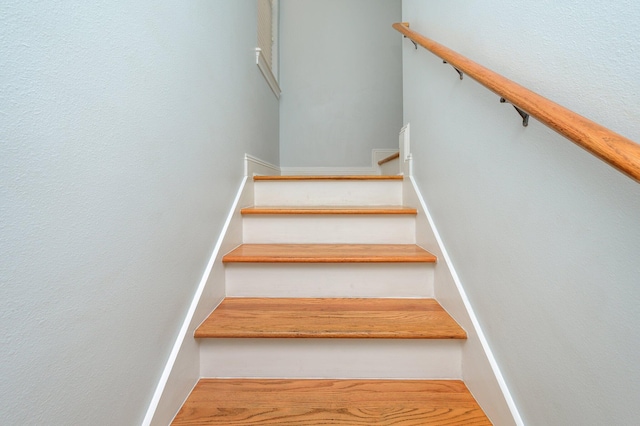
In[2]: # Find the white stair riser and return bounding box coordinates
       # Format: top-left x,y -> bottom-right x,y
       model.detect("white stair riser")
225,263 -> 434,298
200,339 -> 462,379
242,215 -> 416,244
254,181 -> 403,206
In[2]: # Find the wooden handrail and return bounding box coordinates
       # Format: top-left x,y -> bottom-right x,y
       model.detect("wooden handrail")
393,22 -> 640,182
378,152 -> 400,166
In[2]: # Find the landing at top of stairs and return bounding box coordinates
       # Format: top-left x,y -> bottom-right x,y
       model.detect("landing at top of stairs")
171,379 -> 492,425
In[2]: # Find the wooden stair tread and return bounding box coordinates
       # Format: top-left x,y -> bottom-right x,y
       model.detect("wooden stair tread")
223,244 -> 437,263
241,205 -> 417,215
194,298 -> 466,339
254,175 -> 403,181
171,379 -> 491,425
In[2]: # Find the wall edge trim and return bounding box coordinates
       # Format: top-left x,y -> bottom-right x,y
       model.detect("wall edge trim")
245,154 -> 280,176
256,48 -> 281,99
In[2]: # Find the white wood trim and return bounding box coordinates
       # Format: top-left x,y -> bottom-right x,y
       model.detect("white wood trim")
244,154 -> 280,177
256,48 -> 281,99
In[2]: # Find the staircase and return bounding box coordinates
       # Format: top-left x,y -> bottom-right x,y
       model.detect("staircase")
171,175 -> 491,425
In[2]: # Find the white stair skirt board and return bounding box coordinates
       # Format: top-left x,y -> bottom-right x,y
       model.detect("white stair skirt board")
225,263 -> 434,298
244,154 -> 281,177
242,215 -> 416,244
199,339 -> 462,379
142,154 -> 276,426
254,180 -> 403,206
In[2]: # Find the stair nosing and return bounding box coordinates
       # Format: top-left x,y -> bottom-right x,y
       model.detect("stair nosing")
194,297 -> 466,340
222,244 -> 437,263
254,175 -> 403,181
241,206 -> 417,215
171,379 -> 491,426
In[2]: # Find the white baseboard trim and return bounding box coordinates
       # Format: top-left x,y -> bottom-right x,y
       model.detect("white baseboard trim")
405,176 -> 524,426
245,154 -> 280,177
142,156 -> 262,425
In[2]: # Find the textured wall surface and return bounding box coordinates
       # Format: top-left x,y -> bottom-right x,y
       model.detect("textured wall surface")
0,1 -> 278,424
402,1 -> 640,424
279,0 -> 402,167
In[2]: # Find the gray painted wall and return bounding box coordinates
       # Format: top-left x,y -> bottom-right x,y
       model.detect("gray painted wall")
279,0 -> 402,167
0,1 -> 278,424
402,1 -> 640,424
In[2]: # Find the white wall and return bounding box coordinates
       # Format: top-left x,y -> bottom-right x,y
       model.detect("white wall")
0,1 -> 278,424
402,1 -> 640,425
279,0 -> 402,167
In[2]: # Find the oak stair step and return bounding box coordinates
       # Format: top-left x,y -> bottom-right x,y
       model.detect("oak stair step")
241,205 -> 417,215
171,379 -> 492,425
194,298 -> 466,339
223,244 -> 436,263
